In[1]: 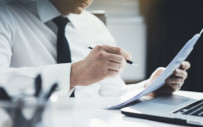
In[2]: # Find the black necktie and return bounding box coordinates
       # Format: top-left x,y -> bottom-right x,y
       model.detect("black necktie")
53,16 -> 75,97
53,16 -> 71,63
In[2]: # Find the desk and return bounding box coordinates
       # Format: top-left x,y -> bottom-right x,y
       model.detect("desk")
47,91 -> 203,127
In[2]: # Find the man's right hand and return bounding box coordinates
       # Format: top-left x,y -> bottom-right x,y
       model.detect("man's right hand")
70,45 -> 131,88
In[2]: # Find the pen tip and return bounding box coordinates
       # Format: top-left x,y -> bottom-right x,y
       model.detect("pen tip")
88,47 -> 93,49
126,60 -> 133,64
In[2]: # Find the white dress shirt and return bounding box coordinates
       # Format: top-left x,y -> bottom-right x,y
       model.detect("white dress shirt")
0,0 -> 146,97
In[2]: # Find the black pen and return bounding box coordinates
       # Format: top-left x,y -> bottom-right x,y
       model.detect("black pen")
44,83 -> 58,100
88,47 -> 137,66
35,74 -> 42,98
0,87 -> 12,101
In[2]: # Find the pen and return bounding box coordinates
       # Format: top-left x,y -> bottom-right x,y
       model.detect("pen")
44,83 -> 58,100
35,74 -> 42,98
0,87 -> 12,101
88,47 -> 137,66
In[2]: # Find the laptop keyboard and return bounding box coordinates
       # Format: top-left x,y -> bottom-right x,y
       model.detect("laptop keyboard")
173,99 -> 203,117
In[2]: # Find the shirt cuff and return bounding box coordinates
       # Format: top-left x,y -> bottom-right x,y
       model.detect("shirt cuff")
40,63 -> 72,96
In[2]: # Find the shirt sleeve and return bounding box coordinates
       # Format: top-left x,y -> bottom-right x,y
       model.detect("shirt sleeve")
0,64 -> 72,97
0,6 -> 73,97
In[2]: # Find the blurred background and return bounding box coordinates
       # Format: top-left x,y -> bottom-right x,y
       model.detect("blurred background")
88,0 -> 203,92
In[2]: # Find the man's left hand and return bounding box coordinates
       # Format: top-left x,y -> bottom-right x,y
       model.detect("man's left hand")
146,61 -> 191,97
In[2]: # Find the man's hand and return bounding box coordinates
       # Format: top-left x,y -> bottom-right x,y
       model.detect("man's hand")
70,45 -> 131,88
146,61 -> 191,97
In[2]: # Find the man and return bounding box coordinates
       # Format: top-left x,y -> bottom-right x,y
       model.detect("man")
0,0 -> 190,98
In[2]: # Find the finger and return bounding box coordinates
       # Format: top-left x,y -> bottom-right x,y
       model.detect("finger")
166,76 -> 184,84
180,61 -> 191,70
149,67 -> 165,83
105,52 -> 125,64
173,69 -> 188,79
101,45 -> 132,61
106,69 -> 120,77
106,61 -> 124,72
167,83 -> 182,91
153,85 -> 174,97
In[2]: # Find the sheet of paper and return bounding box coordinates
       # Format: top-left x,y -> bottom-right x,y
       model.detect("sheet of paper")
108,34 -> 201,109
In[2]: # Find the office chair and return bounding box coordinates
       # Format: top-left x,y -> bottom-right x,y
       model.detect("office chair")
91,10 -> 107,25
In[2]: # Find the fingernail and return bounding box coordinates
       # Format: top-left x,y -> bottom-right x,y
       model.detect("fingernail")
182,64 -> 186,69
174,69 -> 178,75
176,70 -> 181,76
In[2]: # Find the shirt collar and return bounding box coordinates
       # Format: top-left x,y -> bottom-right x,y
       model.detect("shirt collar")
36,0 -> 60,23
36,0 -> 79,28
66,13 -> 82,29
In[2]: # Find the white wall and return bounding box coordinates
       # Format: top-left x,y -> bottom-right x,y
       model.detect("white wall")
88,0 -> 147,82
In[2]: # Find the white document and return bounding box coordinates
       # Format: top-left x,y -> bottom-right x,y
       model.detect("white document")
108,32 -> 202,109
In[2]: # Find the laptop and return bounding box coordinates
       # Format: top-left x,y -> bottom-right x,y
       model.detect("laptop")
121,93 -> 203,126
121,29 -> 203,126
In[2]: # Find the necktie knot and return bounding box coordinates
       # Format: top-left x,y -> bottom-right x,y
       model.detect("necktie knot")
53,16 -> 69,29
